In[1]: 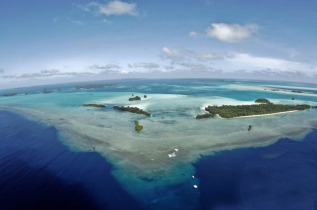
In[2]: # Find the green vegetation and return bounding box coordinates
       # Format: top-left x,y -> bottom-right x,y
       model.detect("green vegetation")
82,104 -> 106,108
75,84 -> 116,89
129,96 -> 141,101
196,113 -> 215,119
196,98 -> 310,119
113,106 -> 151,116
248,125 -> 252,131
203,103 -> 310,119
255,98 -> 271,104
3,93 -> 18,97
134,120 -> 143,132
144,95 -> 147,98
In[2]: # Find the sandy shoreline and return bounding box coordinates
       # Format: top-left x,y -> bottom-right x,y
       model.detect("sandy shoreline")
233,110 -> 300,119
200,106 -> 303,119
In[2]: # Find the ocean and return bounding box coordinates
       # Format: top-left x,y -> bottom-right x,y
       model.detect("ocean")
195,129 -> 317,210
0,111 -> 143,210
0,79 -> 317,209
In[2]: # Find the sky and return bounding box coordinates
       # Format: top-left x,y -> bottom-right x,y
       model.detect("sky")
1,0 -> 317,88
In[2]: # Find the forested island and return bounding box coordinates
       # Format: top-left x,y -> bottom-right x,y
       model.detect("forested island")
42,91 -> 54,94
82,104 -> 106,108
129,96 -> 141,101
196,113 -> 215,119
134,120 -> 143,132
196,99 -> 310,119
2,93 -> 19,97
113,106 -> 151,116
255,98 -> 271,104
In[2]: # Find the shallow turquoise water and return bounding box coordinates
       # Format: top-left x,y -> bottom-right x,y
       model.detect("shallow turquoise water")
1,79 -> 317,209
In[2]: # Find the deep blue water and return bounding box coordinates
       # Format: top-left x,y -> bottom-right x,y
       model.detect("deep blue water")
1,107 -> 317,209
195,129 -> 317,210
0,111 -> 143,210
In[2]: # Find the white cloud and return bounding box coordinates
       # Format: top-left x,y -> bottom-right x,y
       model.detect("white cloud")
195,52 -> 223,61
41,69 -> 60,74
226,53 -> 317,75
161,47 -> 224,63
159,47 -> 317,78
160,47 -> 184,63
134,62 -> 160,68
90,64 -> 121,70
120,70 -> 130,74
161,47 -> 180,57
189,31 -> 198,37
206,23 -> 258,43
160,66 -> 174,72
86,1 -> 138,16
3,70 -> 95,79
179,63 -> 212,72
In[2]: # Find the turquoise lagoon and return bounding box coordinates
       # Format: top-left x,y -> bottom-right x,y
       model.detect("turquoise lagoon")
1,79 -> 317,209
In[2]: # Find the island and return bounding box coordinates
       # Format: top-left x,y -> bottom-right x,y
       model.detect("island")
255,98 -> 271,104
291,90 -> 304,93
196,98 -> 310,119
196,113 -> 215,119
129,96 -> 141,101
42,91 -> 54,94
265,88 -> 311,95
3,92 -> 19,97
134,120 -> 143,132
75,84 -> 116,89
269,89 -> 280,92
82,104 -> 106,108
113,106 -> 151,116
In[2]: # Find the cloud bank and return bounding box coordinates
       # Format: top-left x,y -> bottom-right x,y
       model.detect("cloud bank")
134,62 -> 160,69
90,64 -> 121,70
160,47 -> 224,63
2,69 -> 94,79
227,53 -> 317,75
